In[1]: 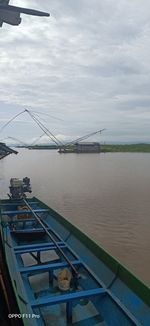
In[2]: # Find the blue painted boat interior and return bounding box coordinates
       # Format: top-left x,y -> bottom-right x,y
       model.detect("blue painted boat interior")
0,198 -> 150,326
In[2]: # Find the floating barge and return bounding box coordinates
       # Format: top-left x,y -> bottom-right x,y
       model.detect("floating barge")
59,142 -> 101,153
0,179 -> 150,326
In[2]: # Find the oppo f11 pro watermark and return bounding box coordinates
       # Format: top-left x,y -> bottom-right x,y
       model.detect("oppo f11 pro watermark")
8,313 -> 40,319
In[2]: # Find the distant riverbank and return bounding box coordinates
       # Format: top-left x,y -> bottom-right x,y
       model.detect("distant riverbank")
101,144 -> 150,152
26,143 -> 150,152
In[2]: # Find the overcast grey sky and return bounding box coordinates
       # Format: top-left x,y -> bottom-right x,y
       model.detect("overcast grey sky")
0,0 -> 150,144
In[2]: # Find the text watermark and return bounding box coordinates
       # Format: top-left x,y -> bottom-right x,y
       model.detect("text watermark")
8,314 -> 40,319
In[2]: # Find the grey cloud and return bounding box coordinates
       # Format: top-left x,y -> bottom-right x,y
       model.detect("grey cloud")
0,0 -> 150,142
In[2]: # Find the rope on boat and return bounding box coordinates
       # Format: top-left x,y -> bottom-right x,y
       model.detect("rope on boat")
23,198 -> 79,279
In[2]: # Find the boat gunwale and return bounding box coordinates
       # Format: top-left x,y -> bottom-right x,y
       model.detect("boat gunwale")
33,197 -> 150,308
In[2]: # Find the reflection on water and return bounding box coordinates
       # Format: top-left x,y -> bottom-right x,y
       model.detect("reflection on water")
0,149 -> 150,286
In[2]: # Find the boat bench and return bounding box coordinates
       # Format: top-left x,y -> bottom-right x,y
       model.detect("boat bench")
31,287 -> 106,308
31,287 -> 106,323
19,260 -> 82,274
15,242 -> 66,254
2,208 -> 49,215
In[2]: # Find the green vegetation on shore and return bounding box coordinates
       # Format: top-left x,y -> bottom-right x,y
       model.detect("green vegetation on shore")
28,144 -> 58,150
27,143 -> 150,152
101,144 -> 150,153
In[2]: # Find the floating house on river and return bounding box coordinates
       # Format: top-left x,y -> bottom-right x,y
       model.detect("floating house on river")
74,142 -> 101,153
59,142 -> 101,153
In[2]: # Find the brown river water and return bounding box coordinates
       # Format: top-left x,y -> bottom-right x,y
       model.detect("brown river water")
0,149 -> 150,286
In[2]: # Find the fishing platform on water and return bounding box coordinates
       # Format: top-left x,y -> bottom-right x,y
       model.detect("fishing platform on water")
59,142 -> 101,153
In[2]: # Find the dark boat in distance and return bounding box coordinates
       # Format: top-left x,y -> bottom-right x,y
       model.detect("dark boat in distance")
0,178 -> 150,325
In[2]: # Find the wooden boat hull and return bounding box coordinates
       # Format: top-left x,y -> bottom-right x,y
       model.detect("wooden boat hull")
0,197 -> 150,326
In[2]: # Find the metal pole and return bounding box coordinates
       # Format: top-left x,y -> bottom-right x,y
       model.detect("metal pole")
23,198 -> 79,278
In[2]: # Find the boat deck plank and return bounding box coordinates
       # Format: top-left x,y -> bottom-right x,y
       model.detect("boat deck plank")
15,243 -> 67,254
14,241 -> 64,251
31,288 -> 106,308
19,259 -> 82,274
2,208 -> 49,215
